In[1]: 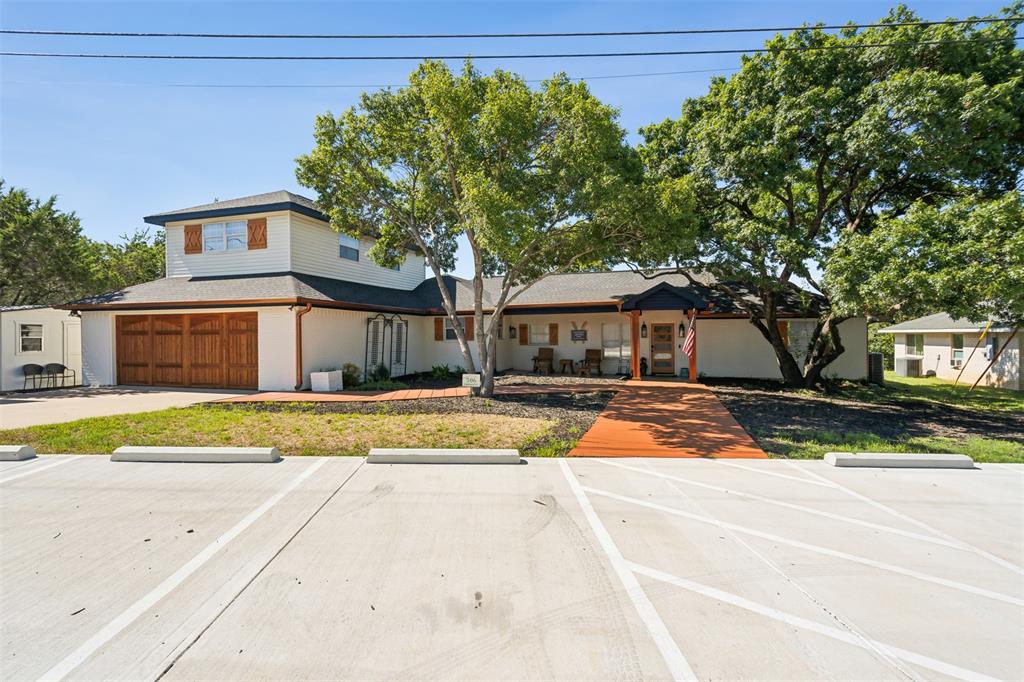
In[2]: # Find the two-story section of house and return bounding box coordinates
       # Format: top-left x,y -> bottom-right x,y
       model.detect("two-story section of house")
67,190 -> 869,391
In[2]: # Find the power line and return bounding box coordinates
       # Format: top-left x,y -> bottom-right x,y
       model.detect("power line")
0,67 -> 742,90
0,17 -> 1019,39
1,36 -> 1018,61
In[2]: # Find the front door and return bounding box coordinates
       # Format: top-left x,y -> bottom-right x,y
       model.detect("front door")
651,324 -> 675,375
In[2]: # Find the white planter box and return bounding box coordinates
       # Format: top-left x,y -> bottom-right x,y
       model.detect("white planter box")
310,370 -> 344,392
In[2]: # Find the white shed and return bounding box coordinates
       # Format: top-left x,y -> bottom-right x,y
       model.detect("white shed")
0,306 -> 82,391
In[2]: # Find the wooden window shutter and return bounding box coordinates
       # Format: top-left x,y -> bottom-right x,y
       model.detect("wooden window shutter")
519,324 -> 529,346
183,224 -> 202,254
777,321 -> 789,348
548,323 -> 559,345
247,218 -> 268,250
434,318 -> 444,341
463,317 -> 474,341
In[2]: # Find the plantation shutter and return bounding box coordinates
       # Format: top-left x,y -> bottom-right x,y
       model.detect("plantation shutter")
464,317 -> 474,341
548,323 -> 558,345
519,324 -> 529,346
368,318 -> 384,370
247,218 -> 268,249
434,318 -> 444,341
183,224 -> 202,254
392,320 -> 407,375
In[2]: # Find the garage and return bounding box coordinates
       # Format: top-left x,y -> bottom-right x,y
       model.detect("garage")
115,312 -> 258,389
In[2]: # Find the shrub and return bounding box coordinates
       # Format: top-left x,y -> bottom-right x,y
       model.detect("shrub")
367,363 -> 391,383
430,364 -> 453,380
341,363 -> 362,387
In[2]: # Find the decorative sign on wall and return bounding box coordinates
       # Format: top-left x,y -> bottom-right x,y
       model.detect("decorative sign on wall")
570,321 -> 588,343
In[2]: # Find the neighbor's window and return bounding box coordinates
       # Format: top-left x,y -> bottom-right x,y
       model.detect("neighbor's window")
443,318 -> 458,341
528,324 -> 549,346
952,334 -> 965,362
203,221 -> 246,252
19,323 -> 43,352
905,334 -> 924,356
339,234 -> 360,261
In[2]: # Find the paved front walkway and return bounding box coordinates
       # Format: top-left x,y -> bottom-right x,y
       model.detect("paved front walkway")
568,381 -> 767,458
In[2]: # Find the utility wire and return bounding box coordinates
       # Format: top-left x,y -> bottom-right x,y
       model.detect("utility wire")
0,67 -> 742,89
1,36 -> 1018,61
0,17 -> 1019,39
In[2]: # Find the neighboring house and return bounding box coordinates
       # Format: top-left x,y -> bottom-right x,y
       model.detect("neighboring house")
880,313 -> 1021,390
0,306 -> 82,391
64,190 -> 868,391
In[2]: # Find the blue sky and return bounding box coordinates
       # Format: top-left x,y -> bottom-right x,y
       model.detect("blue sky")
0,0 -> 1008,278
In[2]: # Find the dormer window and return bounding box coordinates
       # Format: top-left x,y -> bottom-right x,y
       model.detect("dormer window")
204,221 -> 247,252
339,234 -> 360,261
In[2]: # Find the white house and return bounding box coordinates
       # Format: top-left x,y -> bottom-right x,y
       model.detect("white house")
0,306 -> 82,391
880,313 -> 1021,390
65,190 -> 868,391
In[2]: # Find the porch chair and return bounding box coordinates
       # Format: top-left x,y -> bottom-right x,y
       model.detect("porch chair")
532,347 -> 554,375
580,349 -> 603,376
44,363 -> 77,388
21,363 -> 45,390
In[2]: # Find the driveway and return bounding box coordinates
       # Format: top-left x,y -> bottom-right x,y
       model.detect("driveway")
0,386 -> 248,429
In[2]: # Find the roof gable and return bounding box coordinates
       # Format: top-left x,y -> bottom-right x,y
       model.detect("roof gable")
144,190 -> 326,226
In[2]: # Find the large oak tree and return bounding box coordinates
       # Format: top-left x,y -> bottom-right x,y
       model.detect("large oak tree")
633,5 -> 1022,387
297,60 -> 649,395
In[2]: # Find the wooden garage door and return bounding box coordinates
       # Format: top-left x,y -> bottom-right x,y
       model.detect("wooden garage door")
115,312 -> 258,389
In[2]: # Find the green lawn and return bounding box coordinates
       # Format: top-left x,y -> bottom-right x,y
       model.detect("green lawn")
842,372 -> 1024,413
762,432 -> 1022,462
0,406 -> 554,456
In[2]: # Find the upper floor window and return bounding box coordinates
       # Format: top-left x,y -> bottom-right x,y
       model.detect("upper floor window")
339,234 -> 360,261
204,221 -> 246,252
19,323 -> 43,352
904,334 -> 924,356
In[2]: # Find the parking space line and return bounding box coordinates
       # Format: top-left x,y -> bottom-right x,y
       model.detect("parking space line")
628,562 -> 999,682
0,456 -> 82,485
709,459 -> 839,488
38,458 -> 328,682
594,459 -> 966,551
559,459 -> 698,682
582,485 -> 1024,607
779,460 -> 1024,577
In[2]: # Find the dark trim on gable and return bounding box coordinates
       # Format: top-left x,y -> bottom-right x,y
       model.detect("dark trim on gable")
501,304 -> 620,315
620,281 -> 709,311
144,201 -> 327,227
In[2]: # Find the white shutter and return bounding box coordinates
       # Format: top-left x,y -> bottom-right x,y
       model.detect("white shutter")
392,320 -> 406,376
368,318 -> 383,369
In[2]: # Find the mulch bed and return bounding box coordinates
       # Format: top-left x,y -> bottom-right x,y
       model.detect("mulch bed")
708,383 -> 1024,445
206,390 -> 615,456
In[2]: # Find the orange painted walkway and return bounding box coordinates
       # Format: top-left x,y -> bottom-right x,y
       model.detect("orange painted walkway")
568,381 -> 767,458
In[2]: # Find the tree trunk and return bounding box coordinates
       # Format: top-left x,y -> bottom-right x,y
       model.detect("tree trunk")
800,315 -> 846,388
480,329 -> 498,397
747,305 -> 804,388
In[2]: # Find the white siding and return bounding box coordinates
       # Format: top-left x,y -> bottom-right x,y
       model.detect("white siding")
896,331 -> 1020,390
288,213 -> 426,290
257,307 -> 296,391
164,211 -> 292,277
0,308 -> 83,391
80,310 -> 115,387
299,308 -> 374,389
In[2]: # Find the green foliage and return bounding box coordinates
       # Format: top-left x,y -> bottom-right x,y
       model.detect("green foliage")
350,380 -> 408,391
867,323 -> 895,370
634,5 -> 1023,387
296,60 -> 653,395
0,181 -> 165,306
430,364 -> 454,380
366,363 -> 391,383
341,363 -> 362,387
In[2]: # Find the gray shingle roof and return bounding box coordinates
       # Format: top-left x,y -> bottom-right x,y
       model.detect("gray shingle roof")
65,269 -> 823,317
143,190 -> 325,226
879,313 -> 1014,333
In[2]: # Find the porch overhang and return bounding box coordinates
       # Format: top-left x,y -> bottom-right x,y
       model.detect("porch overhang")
619,282 -> 710,312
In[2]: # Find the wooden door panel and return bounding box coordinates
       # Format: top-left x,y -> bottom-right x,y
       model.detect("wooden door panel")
116,315 -> 152,385
225,312 -> 259,389
152,315 -> 185,385
188,314 -> 224,387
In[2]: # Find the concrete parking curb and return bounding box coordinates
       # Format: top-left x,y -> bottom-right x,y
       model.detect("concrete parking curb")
111,446 -> 281,463
825,452 -> 974,469
367,448 -> 521,464
0,445 -> 36,461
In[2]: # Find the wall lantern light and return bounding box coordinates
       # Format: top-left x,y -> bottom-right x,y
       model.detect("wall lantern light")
679,322 -> 686,337
509,325 -> 517,339
640,322 -> 648,338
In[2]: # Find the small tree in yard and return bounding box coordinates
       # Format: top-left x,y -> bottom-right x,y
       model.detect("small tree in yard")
297,60 -> 647,396
633,6 -> 1023,388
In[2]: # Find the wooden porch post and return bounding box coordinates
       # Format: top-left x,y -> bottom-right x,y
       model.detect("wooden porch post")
630,310 -> 641,379
687,308 -> 698,383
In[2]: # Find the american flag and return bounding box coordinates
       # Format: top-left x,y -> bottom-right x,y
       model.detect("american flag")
682,315 -> 696,359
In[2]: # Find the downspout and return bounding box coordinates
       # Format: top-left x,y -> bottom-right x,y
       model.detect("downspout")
294,302 -> 312,390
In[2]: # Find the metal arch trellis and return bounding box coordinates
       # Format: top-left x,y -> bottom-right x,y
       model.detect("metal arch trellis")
363,313 -> 409,381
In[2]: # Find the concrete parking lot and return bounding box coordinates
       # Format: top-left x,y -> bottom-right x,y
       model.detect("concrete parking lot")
1,455 -> 1021,681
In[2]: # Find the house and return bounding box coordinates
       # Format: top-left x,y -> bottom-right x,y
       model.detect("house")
880,313 -> 1021,390
0,306 -> 82,391
65,191 -> 868,391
